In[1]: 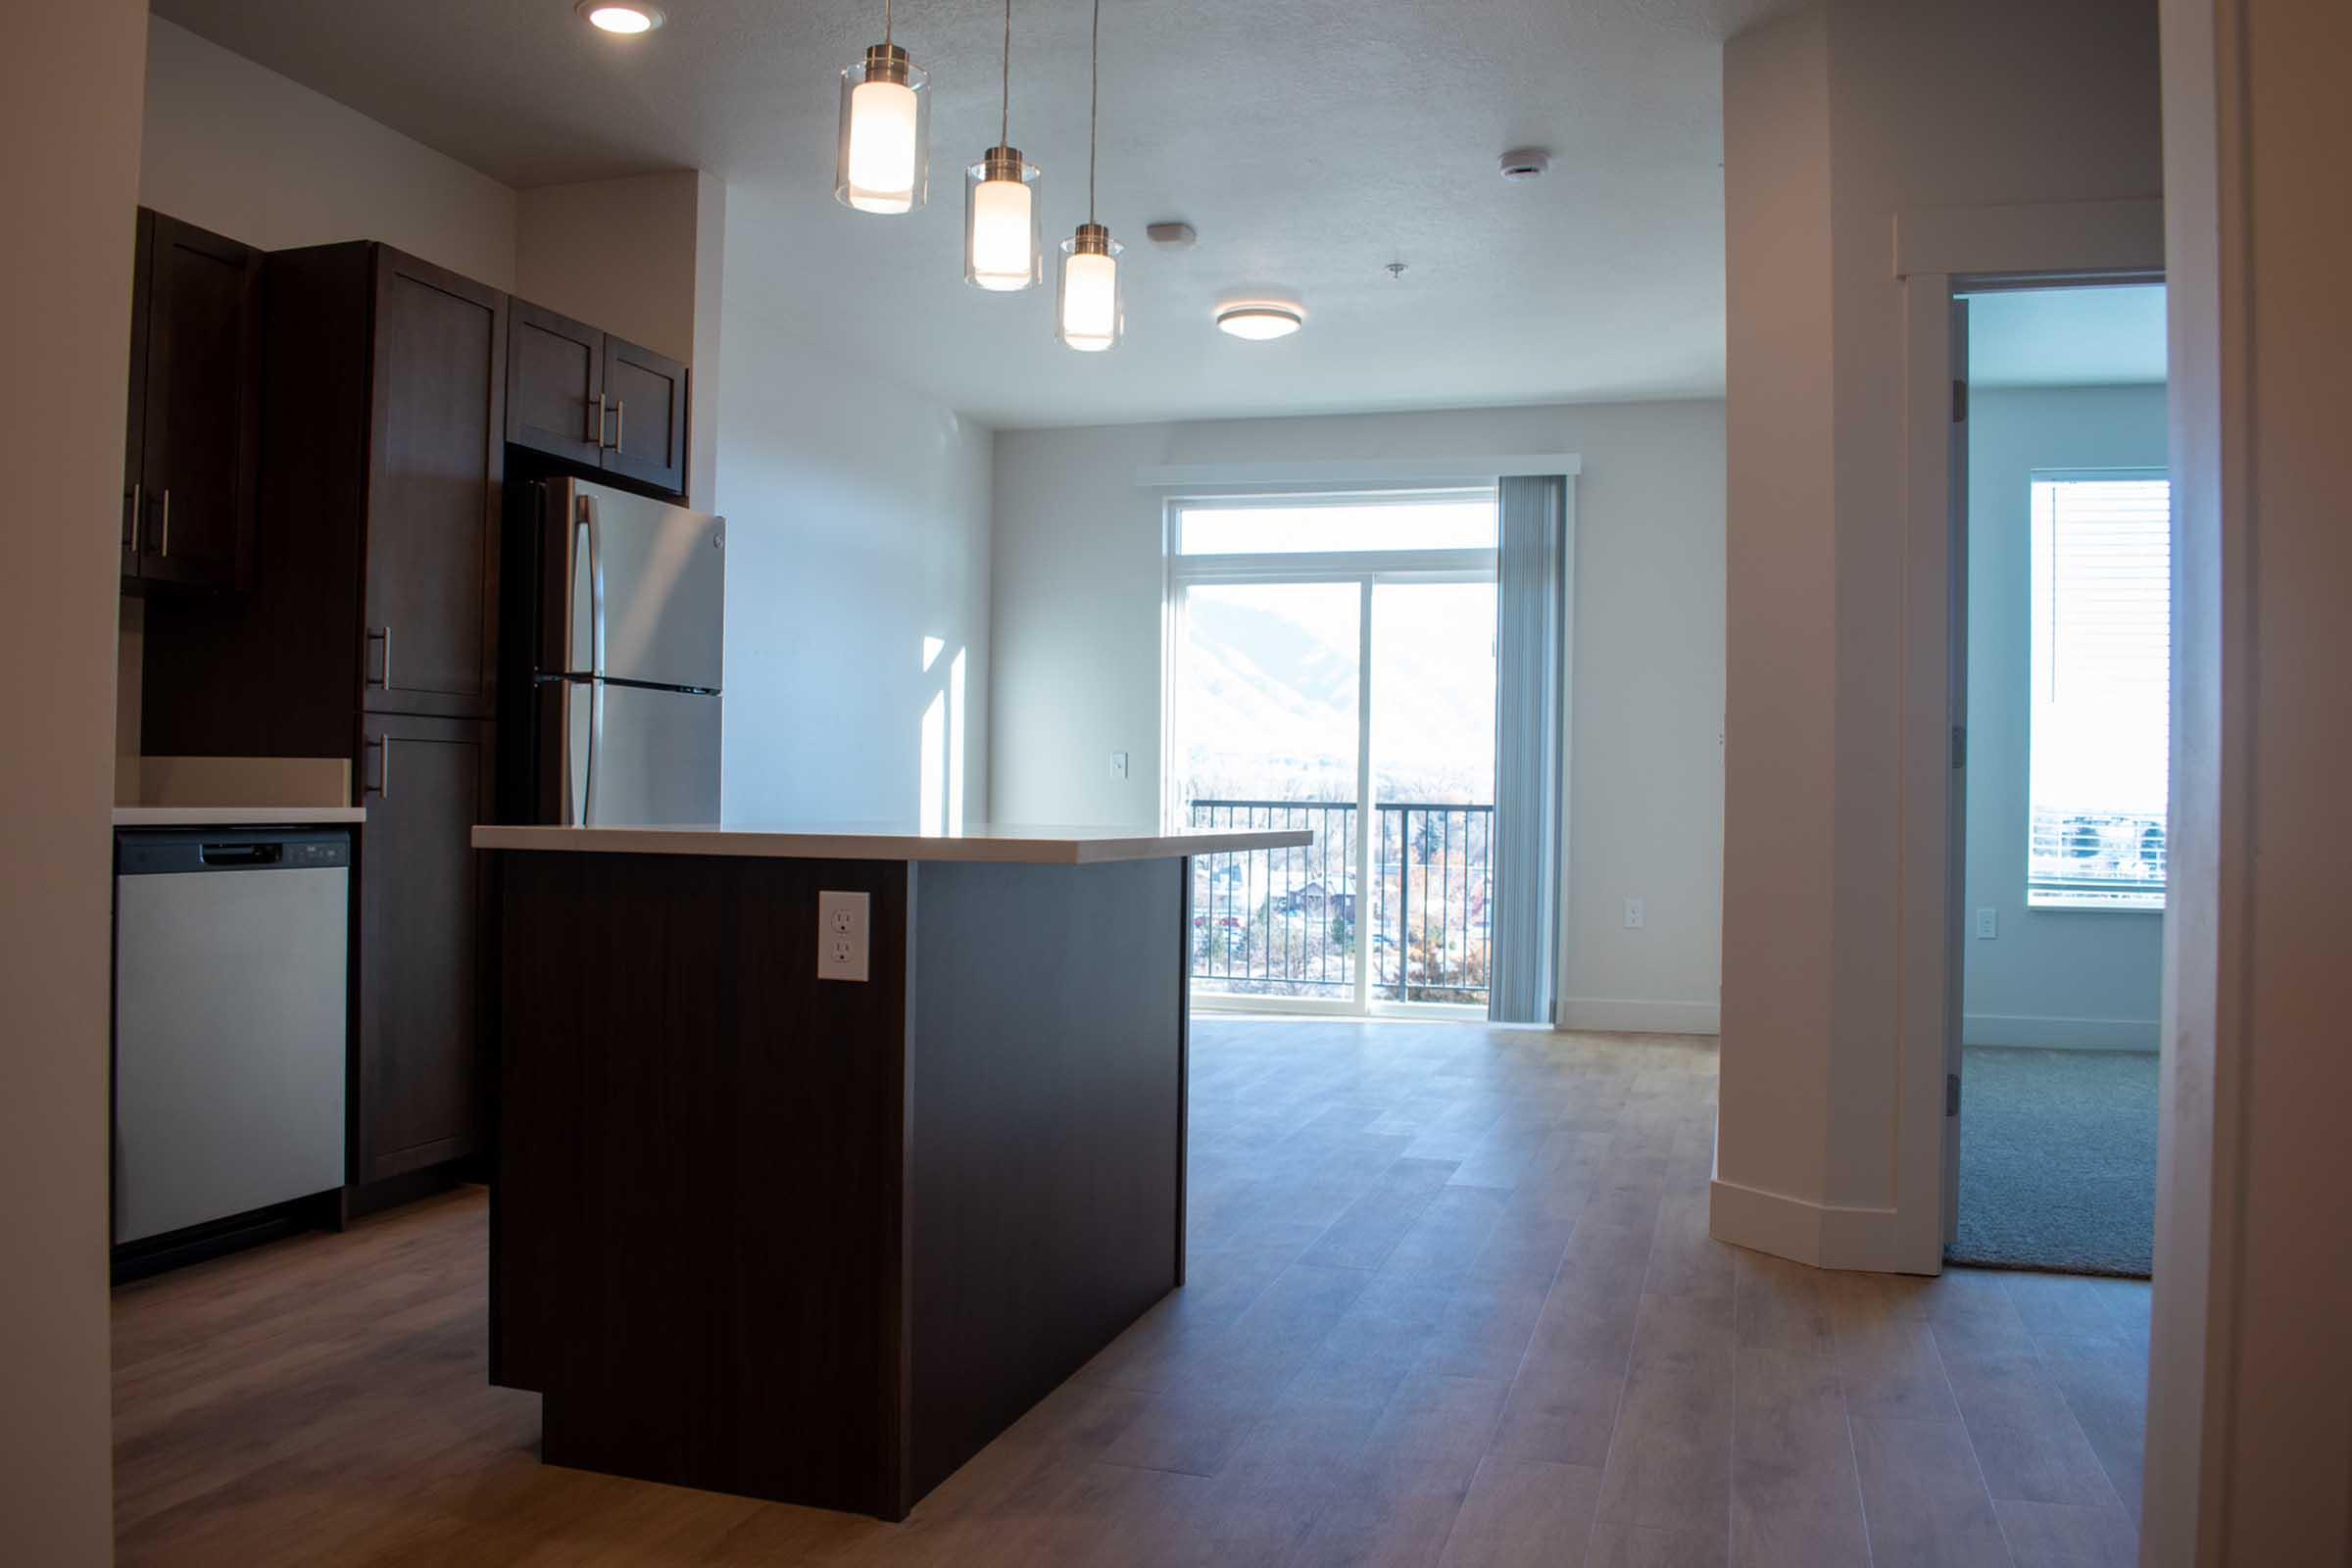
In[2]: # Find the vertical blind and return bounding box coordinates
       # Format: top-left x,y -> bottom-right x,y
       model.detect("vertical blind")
1489,474 -> 1568,1020
2026,475 -> 2172,909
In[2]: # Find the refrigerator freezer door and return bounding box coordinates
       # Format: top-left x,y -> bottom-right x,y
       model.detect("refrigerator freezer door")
541,479 -> 725,691
571,680 -> 719,826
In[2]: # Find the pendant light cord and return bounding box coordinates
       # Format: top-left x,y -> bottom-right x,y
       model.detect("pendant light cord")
1087,0 -> 1101,221
883,0 -> 893,51
1001,0 -> 1012,148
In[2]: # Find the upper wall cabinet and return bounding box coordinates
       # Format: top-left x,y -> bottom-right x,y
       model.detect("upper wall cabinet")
506,300 -> 689,499
123,210 -> 262,592
366,250 -> 509,720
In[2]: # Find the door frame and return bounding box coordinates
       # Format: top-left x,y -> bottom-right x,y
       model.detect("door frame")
1891,199 -> 2167,1274
1158,490 -> 1500,1017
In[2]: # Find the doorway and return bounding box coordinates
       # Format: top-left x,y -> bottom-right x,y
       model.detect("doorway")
1165,490 -> 1501,1015
1949,281 -> 2169,1276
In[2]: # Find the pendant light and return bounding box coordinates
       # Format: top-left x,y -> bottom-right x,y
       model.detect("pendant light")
963,0 -> 1042,290
1055,0 -> 1122,351
835,0 -> 930,215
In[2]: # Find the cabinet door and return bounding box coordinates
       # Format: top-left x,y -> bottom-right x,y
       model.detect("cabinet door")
356,713 -> 493,1183
601,335 -> 689,498
134,213 -> 263,591
122,210 -> 152,580
506,299 -> 605,467
364,247 -> 506,719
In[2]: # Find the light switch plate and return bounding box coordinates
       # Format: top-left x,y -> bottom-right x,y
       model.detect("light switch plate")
817,890 -> 870,982
1975,906 -> 1998,939
1110,751 -> 1130,780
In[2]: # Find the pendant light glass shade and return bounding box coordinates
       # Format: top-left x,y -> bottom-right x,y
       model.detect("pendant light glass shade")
964,150 -> 1042,290
835,44 -> 929,214
1056,224 -> 1123,352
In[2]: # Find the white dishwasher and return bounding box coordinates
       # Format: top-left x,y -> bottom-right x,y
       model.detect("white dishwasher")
114,827 -> 350,1246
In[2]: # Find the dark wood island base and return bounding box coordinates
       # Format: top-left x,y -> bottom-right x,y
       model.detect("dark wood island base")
486,844 -> 1213,1520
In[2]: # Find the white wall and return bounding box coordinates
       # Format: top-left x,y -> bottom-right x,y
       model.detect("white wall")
990,401 -> 1727,1034
2147,0 -> 2352,1557
714,199 -> 993,829
1714,0 -> 2164,1269
1964,385 -> 2168,1050
2,2 -> 146,1557
139,18 -> 516,288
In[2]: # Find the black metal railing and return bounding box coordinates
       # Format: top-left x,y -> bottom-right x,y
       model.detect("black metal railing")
1187,799 -> 1494,1006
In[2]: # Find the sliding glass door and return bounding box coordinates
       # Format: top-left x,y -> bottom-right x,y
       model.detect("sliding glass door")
1168,492 -> 1498,1015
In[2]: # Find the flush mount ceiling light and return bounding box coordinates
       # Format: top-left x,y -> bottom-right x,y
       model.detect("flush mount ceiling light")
964,0 -> 1041,290
576,0 -> 663,32
1214,302 -> 1305,341
835,0 -> 931,215
1055,0 -> 1122,352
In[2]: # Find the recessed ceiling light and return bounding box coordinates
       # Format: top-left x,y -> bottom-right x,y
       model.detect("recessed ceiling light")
1216,302 -> 1305,341
577,1 -> 663,34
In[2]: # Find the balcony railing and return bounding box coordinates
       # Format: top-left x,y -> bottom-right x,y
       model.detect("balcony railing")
1186,799 -> 1494,1007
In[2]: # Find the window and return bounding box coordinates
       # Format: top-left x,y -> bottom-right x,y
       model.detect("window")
2027,473 -> 2171,909
1173,493 -> 1496,556
1165,489 -> 1499,1011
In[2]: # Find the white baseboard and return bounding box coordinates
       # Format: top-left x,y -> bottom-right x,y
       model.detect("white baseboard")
1963,1011 -> 2159,1051
1555,997 -> 1721,1037
1707,1176 -> 1938,1275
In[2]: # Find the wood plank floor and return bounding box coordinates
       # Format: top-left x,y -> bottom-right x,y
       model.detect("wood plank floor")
114,1017 -> 2153,1567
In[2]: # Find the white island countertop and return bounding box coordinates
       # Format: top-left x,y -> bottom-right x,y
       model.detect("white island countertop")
468,821 -> 1313,864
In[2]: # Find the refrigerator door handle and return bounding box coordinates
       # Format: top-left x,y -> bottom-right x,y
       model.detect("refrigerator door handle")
581,494 -> 607,679
585,679 -> 605,826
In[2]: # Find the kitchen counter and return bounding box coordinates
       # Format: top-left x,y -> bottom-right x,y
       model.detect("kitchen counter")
483,822 -> 1300,1519
468,821 -> 1309,862
115,806 -> 367,827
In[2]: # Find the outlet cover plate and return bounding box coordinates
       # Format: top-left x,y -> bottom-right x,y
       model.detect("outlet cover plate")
817,890 -> 870,982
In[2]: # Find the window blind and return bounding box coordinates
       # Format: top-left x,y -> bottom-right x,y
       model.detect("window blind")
2027,475 -> 2172,910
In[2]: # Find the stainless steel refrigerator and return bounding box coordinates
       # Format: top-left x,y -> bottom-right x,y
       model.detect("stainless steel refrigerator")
523,477 -> 725,825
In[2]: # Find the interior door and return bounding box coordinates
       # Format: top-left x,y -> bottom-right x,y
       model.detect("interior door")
363,247 -> 507,719
356,712 -> 493,1183
134,212 -> 263,591
1943,296 -> 1972,1246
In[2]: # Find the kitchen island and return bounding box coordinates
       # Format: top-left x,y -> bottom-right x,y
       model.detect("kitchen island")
473,821 -> 1310,1520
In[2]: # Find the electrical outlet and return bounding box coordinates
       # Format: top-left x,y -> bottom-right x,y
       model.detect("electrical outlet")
1976,906 -> 1998,939
1623,897 -> 1644,930
1110,751 -> 1130,781
817,890 -> 870,982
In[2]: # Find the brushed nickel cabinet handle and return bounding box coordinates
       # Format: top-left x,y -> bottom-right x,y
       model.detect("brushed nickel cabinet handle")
367,625 -> 394,689
612,399 -> 624,453
366,736 -> 391,799
590,391 -> 606,445
158,488 -> 171,558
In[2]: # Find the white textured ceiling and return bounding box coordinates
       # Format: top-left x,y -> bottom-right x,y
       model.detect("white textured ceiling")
150,0 -> 1790,427
1966,285 -> 2169,390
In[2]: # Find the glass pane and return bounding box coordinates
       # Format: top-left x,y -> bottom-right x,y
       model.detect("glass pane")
1178,583 -> 1362,1000
2027,475 -> 2170,910
1369,581 -> 1497,1005
1178,496 -> 1496,555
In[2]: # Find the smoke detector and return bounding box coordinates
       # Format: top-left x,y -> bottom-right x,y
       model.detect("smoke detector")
1498,148 -> 1550,181
1145,221 -> 1198,251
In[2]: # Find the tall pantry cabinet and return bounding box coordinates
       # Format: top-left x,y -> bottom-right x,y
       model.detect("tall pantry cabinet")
143,242 -> 505,1191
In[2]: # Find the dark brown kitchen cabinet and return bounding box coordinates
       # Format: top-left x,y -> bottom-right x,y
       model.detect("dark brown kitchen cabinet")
506,303 -> 690,499
506,299 -> 605,468
600,335 -> 688,496
122,209 -> 262,592
357,712 -> 494,1182
142,238 -> 510,1198
364,250 -> 507,720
